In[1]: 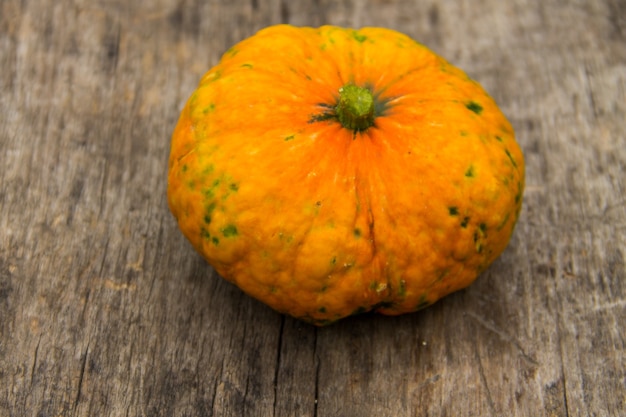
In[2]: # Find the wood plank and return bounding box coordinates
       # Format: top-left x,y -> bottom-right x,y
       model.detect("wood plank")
1,0 -> 624,416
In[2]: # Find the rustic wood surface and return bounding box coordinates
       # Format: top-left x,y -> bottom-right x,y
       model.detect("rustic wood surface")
1,0 -> 625,416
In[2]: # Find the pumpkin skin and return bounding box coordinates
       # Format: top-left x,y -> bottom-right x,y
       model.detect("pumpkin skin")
167,25 -> 525,325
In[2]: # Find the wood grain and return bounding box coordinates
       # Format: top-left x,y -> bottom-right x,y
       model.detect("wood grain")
1,0 -> 624,416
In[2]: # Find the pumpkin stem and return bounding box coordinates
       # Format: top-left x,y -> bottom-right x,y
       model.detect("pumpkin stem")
336,84 -> 375,132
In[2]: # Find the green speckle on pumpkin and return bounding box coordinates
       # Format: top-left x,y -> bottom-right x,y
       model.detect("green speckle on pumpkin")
473,231 -> 483,253
241,63 -> 253,69
310,318 -> 334,326
202,177 -> 223,199
211,237 -> 219,245
515,181 -> 523,204
416,294 -> 430,310
505,148 -> 518,168
202,164 -> 215,175
460,130 -> 469,137
205,201 -> 216,215
203,103 -> 216,114
309,111 -> 336,124
398,280 -> 407,297
497,212 -> 511,231
202,187 -> 215,199
229,183 -> 239,192
318,306 -> 327,313
352,32 -> 367,43
181,164 -> 188,172
354,228 -> 362,238
304,202 -> 321,216
200,227 -> 211,239
202,70 -> 221,84
189,92 -> 199,106
203,215 -> 212,224
330,256 -> 337,266
352,306 -> 368,316
495,135 -> 503,142
436,269 -> 449,282
284,134 -> 295,141
465,165 -> 475,178
279,233 -> 294,244
479,223 -> 487,234
374,301 -> 394,310
222,224 -> 238,237
449,206 -> 459,216
466,101 -> 483,115
461,216 -> 470,228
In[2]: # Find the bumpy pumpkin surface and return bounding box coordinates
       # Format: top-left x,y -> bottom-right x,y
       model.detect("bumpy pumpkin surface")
167,25 -> 525,325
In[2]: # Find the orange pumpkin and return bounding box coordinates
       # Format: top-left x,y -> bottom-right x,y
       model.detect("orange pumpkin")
167,25 -> 525,325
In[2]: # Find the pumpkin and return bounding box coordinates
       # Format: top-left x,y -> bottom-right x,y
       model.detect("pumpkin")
167,25 -> 525,325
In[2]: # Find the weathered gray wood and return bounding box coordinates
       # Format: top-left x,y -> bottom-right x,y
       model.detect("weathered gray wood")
1,0 -> 624,416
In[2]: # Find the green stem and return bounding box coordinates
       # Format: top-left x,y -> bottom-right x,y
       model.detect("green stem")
335,84 -> 375,131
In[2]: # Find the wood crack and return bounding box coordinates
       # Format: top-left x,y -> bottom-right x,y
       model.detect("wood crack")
554,247 -> 573,417
73,341 -> 90,413
30,336 -> 42,386
272,316 -> 285,417
474,339 -> 497,416
466,311 -> 539,366
583,63 -> 599,119
313,327 -> 320,417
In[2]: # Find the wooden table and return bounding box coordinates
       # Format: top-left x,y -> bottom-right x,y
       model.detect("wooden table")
1,0 -> 624,415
